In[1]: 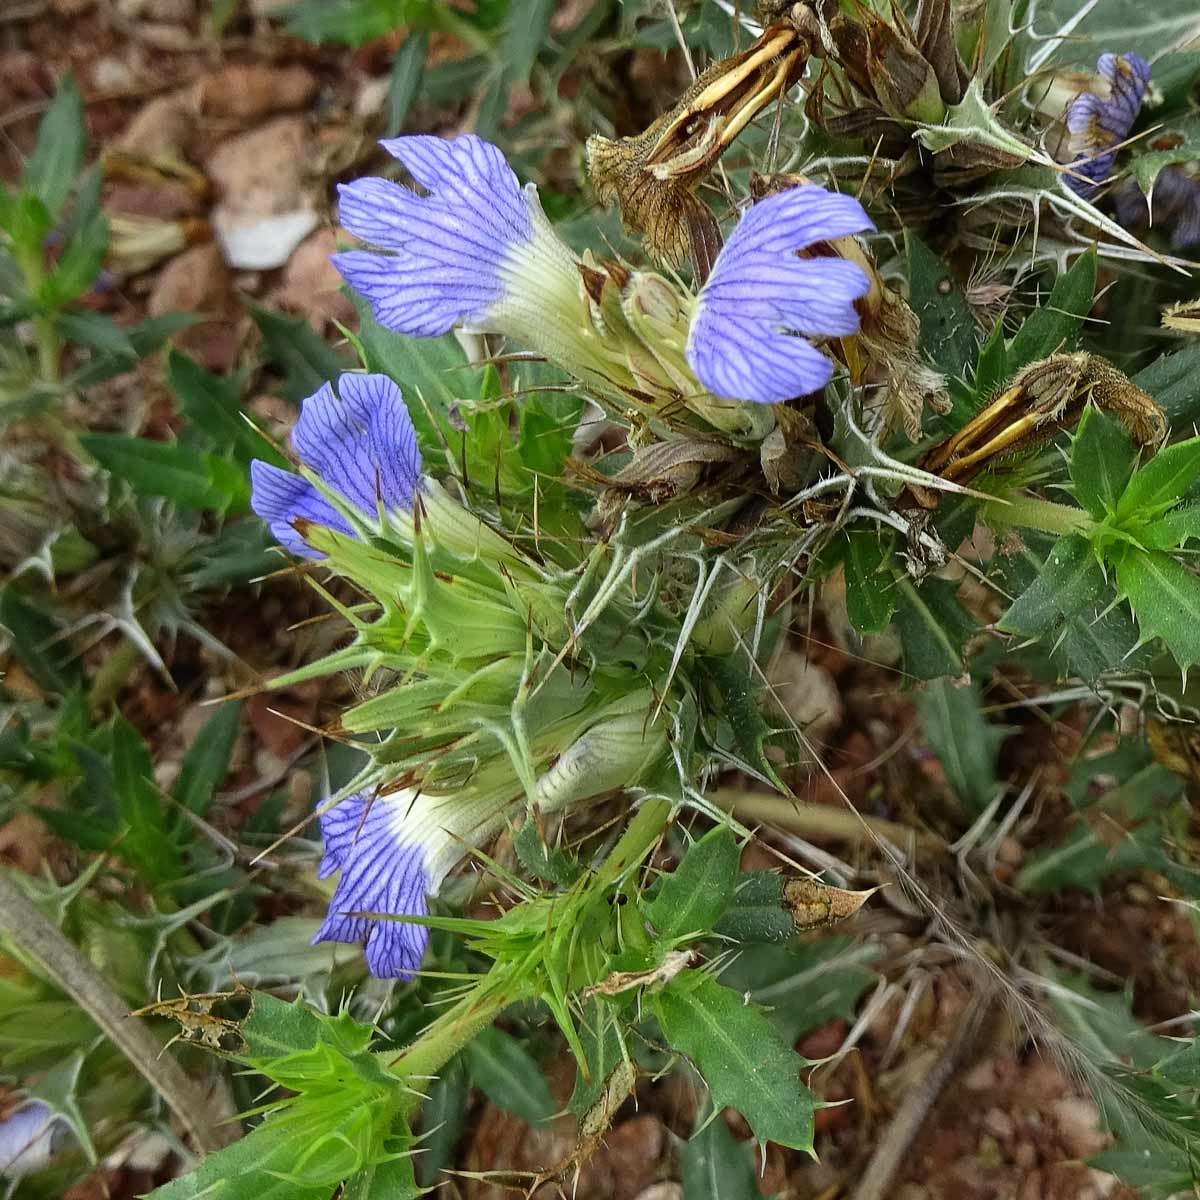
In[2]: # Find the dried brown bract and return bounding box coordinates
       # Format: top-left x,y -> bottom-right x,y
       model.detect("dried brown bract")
1163,299 -> 1200,334
783,877 -> 878,929
586,20 -> 812,276
917,352 -> 1165,488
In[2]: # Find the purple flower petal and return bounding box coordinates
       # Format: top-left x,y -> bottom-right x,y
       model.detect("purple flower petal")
1066,52 -> 1150,196
312,791 -> 430,980
335,134 -> 532,336
0,1102 -> 61,1178
686,186 -> 873,405
249,373 -> 421,559
250,461 -> 353,560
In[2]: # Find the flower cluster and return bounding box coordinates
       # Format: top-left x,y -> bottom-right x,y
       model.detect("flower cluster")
1064,52 -> 1151,197
251,133 -> 877,979
335,133 -> 872,412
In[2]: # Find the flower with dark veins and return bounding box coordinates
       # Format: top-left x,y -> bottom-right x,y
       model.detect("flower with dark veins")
312,785 -> 537,979
685,184 -> 875,404
250,373 -> 420,559
1064,52 -> 1151,197
332,135 -> 583,360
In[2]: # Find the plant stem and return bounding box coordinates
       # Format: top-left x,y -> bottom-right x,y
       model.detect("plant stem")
984,494 -> 1092,537
0,871 -> 239,1152
14,243 -> 61,384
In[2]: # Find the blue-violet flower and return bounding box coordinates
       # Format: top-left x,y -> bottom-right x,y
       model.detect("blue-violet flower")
250,373 -> 420,559
314,783 -> 545,979
1065,52 -> 1151,197
0,1102 -> 62,1179
333,135 -> 583,360
685,184 -> 874,404
1114,168 -> 1200,250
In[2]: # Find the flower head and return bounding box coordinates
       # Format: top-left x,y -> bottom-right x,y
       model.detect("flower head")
333,135 -> 580,348
685,184 -> 874,404
250,373 -> 420,559
0,1102 -> 62,1179
1065,52 -> 1151,197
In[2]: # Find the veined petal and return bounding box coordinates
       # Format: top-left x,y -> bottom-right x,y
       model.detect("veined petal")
250,460 -> 353,560
687,185 -> 873,405
250,373 -> 421,559
1065,52 -> 1150,196
335,135 -> 582,351
313,791 -> 431,980
312,786 -> 520,980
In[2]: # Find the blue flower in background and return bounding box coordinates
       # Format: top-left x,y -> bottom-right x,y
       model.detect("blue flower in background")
333,134 -> 580,340
1114,168 -> 1200,250
685,184 -> 874,404
0,1102 -> 62,1180
250,373 -> 420,559
1065,52 -> 1151,197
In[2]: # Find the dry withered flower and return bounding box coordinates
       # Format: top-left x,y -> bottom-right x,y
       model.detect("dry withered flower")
1163,299 -> 1200,334
918,352 -> 1165,487
783,877 -> 878,929
586,19 -> 812,276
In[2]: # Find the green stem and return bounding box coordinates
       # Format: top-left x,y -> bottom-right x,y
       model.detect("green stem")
14,243 -> 61,384
984,494 -> 1093,538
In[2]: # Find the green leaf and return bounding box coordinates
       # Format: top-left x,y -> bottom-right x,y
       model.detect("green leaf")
80,433 -> 249,511
112,714 -> 181,885
568,999 -> 627,1119
417,1058 -> 469,1187
146,1119 -> 332,1200
680,1115 -> 761,1200
23,74 -> 86,220
26,1050 -> 96,1163
1015,820 -> 1161,892
249,301 -> 348,403
1140,504 -> 1200,551
998,534 -> 1105,639
463,1026 -> 555,1126
0,588 -> 83,694
343,1153 -> 421,1200
1070,405 -> 1135,520
974,319 -> 1008,400
280,0 -> 431,46
644,825 -> 739,942
892,577 -> 975,680
1007,247 -> 1096,373
702,654 -> 788,791
904,232 -> 979,380
651,969 -> 817,1152
1135,343 -> 1200,427
1116,436 -> 1200,523
914,678 -> 1007,812
385,30 -> 428,135
173,701 -> 241,814
1115,547 -> 1200,670
56,310 -> 134,357
167,350 -> 287,467
66,312 -> 197,390
716,937 -> 880,1042
843,528 -> 896,635
502,0 -> 554,85
40,211 -> 108,306
513,820 -> 582,886
713,872 -> 795,944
